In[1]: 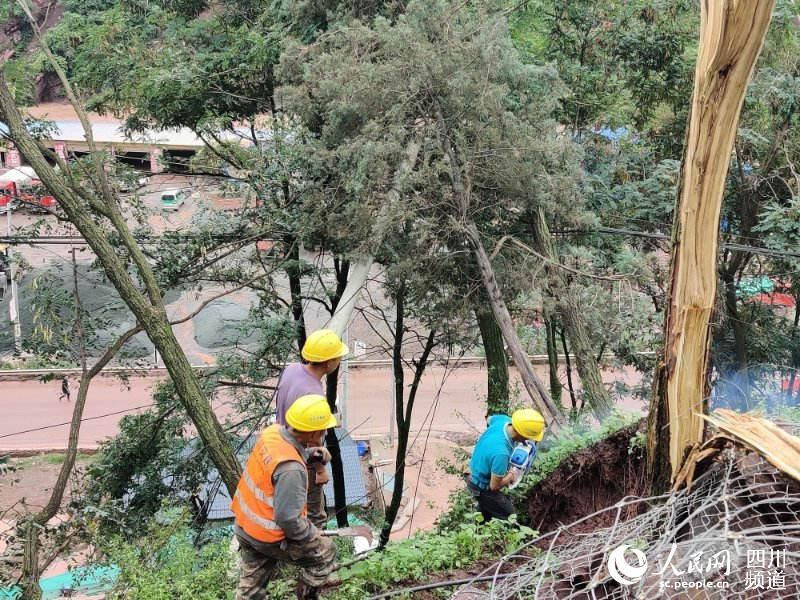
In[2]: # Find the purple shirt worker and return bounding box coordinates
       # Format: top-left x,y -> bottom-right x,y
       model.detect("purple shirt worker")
273,329 -> 349,528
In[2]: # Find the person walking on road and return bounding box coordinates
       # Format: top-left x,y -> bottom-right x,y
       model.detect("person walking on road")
467,409 -> 546,521
274,329 -> 349,528
233,394 -> 340,600
59,377 -> 71,402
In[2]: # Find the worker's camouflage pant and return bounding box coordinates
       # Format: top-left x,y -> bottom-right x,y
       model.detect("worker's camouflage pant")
235,532 -> 336,600
306,463 -> 327,529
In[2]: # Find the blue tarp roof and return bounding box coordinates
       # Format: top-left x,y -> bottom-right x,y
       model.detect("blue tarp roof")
202,427 -> 368,520
593,126 -> 629,142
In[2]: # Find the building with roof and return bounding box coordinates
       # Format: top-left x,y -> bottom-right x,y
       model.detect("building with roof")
0,104 -> 253,174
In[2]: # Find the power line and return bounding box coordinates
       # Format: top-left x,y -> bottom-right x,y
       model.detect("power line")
553,226 -> 800,260
0,403 -> 156,439
0,233 -> 279,246
6,226 -> 800,261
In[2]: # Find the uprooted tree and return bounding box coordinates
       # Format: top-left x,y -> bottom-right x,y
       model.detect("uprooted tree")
647,0 -> 776,493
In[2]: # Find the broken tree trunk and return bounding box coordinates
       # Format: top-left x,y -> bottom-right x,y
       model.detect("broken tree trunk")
431,99 -> 564,427
467,225 -> 565,426
647,0 -> 775,493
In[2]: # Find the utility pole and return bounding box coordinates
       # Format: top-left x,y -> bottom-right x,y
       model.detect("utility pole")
7,206 -> 21,355
340,323 -> 349,429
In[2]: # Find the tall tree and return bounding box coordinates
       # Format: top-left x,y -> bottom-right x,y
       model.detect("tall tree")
280,0 -> 590,426
0,46 -> 241,494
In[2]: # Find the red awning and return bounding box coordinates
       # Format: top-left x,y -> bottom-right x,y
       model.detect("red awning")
749,292 -> 796,308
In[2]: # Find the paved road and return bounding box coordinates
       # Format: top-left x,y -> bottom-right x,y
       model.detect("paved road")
0,365 -> 646,451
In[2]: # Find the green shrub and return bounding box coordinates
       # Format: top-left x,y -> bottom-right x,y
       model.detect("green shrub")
330,516 -> 536,599
104,514 -> 236,600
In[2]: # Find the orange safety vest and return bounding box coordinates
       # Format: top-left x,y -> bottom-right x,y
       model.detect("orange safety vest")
231,424 -> 308,543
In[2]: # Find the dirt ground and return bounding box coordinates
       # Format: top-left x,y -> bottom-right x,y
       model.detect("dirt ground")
366,433 -> 474,540
0,453 -> 94,515
526,421 -> 647,537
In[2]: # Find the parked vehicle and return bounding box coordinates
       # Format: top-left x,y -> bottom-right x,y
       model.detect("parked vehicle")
26,192 -> 57,214
0,183 -> 18,214
160,189 -> 187,211
0,168 -> 33,214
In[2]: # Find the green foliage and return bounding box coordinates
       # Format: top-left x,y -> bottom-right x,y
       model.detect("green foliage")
331,516 -> 536,599
510,0 -> 695,131
0,356 -> 77,370
433,488 -> 476,533
103,514 -> 236,600
82,382 -> 212,536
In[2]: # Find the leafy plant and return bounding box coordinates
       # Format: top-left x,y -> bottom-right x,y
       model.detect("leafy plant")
103,513 -> 236,600
82,382 -> 213,537
331,516 -> 536,600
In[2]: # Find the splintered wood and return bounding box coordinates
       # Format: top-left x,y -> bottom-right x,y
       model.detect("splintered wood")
658,0 -> 775,483
703,409 -> 800,482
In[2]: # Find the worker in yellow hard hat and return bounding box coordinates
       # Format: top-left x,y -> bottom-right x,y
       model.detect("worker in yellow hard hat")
273,329 -> 349,528
467,408 -> 546,521
233,394 -> 339,600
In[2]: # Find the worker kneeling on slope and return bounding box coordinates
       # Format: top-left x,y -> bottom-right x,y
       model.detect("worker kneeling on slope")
232,394 -> 339,600
467,409 -> 545,521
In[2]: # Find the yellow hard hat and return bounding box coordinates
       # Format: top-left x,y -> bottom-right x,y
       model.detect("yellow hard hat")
511,409 -> 546,441
301,329 -> 349,363
285,394 -> 338,432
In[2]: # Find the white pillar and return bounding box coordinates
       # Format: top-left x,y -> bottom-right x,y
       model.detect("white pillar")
150,147 -> 164,173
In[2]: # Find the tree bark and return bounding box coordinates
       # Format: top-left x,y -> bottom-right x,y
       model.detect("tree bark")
325,257 -> 350,527
530,207 -> 612,418
467,225 -> 565,426
476,304 -> 509,416
380,285 -> 407,548
285,236 -> 308,350
559,325 -> 578,414
544,310 -> 563,408
647,0 -> 775,492
325,369 -> 348,527
0,75 -> 241,495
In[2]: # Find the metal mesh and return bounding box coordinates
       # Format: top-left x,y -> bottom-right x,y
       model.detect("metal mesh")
453,451 -> 800,599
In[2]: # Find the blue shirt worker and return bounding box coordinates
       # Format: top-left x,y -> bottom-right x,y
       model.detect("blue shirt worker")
468,409 -> 546,521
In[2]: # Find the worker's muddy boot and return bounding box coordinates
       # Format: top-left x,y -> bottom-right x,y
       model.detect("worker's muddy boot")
296,580 -> 319,600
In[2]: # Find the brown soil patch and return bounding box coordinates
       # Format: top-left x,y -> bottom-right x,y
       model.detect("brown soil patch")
526,421 -> 647,537
0,453 -> 92,515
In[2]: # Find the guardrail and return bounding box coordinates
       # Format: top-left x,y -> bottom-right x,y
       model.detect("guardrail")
0,352 -> 657,380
